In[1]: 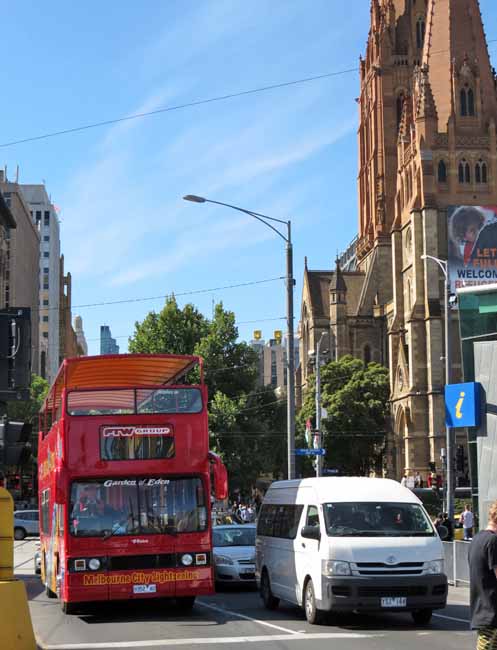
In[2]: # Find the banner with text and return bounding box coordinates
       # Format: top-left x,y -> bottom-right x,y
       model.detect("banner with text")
448,205 -> 497,296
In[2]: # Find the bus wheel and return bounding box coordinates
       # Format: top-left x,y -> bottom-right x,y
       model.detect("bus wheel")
260,570 -> 279,610
45,584 -> 57,599
176,596 -> 195,611
62,601 -> 78,615
14,527 -> 26,540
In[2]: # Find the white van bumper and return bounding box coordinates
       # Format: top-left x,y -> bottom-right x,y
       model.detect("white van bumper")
320,574 -> 448,613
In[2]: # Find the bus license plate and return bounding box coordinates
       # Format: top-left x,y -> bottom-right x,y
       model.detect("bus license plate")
381,597 -> 406,608
133,584 -> 157,594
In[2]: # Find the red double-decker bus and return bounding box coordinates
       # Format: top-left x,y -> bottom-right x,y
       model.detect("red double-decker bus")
38,354 -> 227,614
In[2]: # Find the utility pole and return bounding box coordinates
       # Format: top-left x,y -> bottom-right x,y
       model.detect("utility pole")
315,332 -> 326,477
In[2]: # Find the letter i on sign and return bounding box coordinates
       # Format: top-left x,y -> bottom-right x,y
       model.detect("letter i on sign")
455,392 -> 465,420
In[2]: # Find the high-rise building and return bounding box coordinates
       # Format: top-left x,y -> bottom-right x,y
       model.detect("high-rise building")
20,184 -> 61,383
298,0 -> 497,479
0,171 -> 40,375
74,315 -> 88,356
0,192 -> 16,309
250,334 -> 290,390
100,325 -> 119,355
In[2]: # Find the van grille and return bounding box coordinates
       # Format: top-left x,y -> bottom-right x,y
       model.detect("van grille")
353,562 -> 424,576
358,586 -> 427,598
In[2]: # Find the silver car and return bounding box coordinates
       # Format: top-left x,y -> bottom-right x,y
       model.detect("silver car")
13,509 -> 39,540
213,524 -> 256,584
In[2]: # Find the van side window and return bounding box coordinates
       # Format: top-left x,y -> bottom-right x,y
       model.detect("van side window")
257,504 -> 303,539
306,506 -> 320,529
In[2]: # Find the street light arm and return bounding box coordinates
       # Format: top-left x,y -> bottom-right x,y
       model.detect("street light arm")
422,254 -> 448,278
183,195 -> 289,242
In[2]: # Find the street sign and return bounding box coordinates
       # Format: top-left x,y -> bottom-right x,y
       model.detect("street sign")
445,382 -> 482,428
295,448 -> 325,456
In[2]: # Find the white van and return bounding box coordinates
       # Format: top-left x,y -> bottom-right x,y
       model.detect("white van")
255,477 -> 447,625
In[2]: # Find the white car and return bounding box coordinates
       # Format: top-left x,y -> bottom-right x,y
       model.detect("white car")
13,509 -> 39,540
256,477 -> 448,625
213,525 -> 256,584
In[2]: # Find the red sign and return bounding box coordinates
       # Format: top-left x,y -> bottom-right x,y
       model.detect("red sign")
102,425 -> 173,438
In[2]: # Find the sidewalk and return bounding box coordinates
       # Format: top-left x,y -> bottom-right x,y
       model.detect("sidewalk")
448,585 -> 470,605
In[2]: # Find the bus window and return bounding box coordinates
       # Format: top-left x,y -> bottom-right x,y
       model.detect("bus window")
136,389 -> 202,414
67,390 -> 135,416
41,489 -> 50,534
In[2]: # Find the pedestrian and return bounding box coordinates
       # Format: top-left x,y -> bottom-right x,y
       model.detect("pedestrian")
400,473 -> 408,487
461,504 -> 475,541
442,512 -> 454,542
468,500 -> 497,650
434,513 -> 444,536
414,472 -> 423,488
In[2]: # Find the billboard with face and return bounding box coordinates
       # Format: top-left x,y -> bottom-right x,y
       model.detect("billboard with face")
448,205 -> 497,295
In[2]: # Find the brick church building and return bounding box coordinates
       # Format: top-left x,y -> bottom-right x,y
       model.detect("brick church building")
297,0 -> 497,478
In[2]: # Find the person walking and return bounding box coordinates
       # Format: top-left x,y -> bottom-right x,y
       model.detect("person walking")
468,500 -> 497,650
461,504 -> 475,541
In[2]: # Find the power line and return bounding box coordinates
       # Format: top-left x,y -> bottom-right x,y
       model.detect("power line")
1,38 -> 497,150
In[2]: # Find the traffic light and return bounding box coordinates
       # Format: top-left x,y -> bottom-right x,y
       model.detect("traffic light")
0,420 -> 32,467
456,445 -> 465,472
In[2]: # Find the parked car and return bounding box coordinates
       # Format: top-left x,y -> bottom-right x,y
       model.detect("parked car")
213,524 -> 256,584
13,509 -> 39,540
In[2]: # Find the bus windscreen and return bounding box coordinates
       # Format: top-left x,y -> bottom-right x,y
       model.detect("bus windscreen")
67,388 -> 203,416
70,477 -> 207,537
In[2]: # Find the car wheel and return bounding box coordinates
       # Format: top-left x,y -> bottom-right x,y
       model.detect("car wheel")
176,596 -> 195,611
304,578 -> 324,625
14,527 -> 26,541
412,609 -> 432,625
260,570 -> 279,610
62,601 -> 78,615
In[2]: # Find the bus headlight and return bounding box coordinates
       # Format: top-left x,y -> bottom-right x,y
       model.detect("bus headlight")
322,560 -> 352,577
88,558 -> 101,571
181,554 -> 193,566
424,560 -> 444,575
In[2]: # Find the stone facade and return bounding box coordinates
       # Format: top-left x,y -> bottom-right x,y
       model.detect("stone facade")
298,0 -> 497,478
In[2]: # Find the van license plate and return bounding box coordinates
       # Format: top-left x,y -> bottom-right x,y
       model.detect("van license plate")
381,597 -> 406,608
133,584 -> 156,594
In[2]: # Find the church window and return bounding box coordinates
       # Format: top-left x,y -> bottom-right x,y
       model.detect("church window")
437,160 -> 447,183
459,159 -> 471,184
475,159 -> 488,184
460,89 -> 467,116
460,87 -> 476,117
416,18 -> 425,50
364,345 -> 371,365
468,88 -> 475,116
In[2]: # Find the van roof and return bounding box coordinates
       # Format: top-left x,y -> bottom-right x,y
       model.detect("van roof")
265,477 -> 420,504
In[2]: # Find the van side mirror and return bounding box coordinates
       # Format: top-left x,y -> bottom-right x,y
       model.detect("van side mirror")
301,525 -> 321,541
437,524 -> 448,541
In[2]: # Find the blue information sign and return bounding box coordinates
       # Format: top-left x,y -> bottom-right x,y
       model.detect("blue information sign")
295,448 -> 325,456
445,382 -> 482,428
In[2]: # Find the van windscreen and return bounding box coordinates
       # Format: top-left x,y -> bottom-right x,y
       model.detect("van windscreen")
323,502 -> 435,537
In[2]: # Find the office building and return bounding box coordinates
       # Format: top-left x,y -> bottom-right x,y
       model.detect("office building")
100,325 -> 119,355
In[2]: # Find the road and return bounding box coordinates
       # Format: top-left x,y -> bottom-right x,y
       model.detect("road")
14,539 -> 473,650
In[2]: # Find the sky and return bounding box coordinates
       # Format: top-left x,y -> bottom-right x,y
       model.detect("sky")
2,1 -> 497,356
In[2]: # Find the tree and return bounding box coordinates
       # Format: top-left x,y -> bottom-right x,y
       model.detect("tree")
298,356 -> 389,476
128,297 -> 208,355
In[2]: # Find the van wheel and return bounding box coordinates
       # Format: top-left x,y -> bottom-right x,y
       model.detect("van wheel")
260,570 -> 279,610
14,527 -> 26,540
304,578 -> 324,625
412,609 -> 432,625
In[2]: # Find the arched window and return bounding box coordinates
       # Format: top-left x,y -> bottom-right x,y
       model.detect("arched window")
458,162 -> 464,183
476,163 -> 481,184
459,159 -> 471,184
460,89 -> 468,116
482,162 -> 488,183
468,88 -> 475,116
476,159 -> 488,184
364,345 -> 371,365
416,19 -> 425,50
465,161 -> 471,183
438,160 -> 447,183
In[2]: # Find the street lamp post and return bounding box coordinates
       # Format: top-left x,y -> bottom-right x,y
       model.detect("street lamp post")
421,254 -> 454,521
183,195 -> 296,480
315,332 -> 326,478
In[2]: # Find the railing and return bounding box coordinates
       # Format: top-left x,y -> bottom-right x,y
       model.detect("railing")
443,540 -> 470,586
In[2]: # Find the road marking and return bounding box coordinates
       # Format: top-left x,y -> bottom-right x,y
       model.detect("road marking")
433,613 -> 470,624
197,600 -> 302,635
15,556 -> 34,569
38,632 -> 376,649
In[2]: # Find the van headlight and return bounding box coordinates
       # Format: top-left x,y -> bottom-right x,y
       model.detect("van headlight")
214,554 -> 234,566
424,560 -> 444,575
322,560 -> 351,577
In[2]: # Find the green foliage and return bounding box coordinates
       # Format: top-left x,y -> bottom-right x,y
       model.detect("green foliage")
7,374 -> 49,426
297,356 -> 389,476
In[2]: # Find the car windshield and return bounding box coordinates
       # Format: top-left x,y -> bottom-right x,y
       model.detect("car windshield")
213,527 -> 256,547
323,502 -> 435,537
70,477 -> 206,537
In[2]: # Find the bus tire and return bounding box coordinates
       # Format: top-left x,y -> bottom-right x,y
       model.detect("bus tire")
176,596 -> 195,611
62,601 -> 78,615
14,527 -> 26,540
260,569 -> 279,610
46,584 -> 57,599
